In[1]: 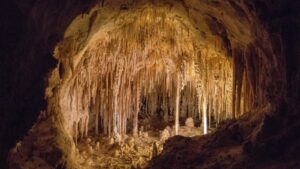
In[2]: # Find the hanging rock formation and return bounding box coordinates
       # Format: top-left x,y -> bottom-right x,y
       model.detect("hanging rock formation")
1,0 -> 299,168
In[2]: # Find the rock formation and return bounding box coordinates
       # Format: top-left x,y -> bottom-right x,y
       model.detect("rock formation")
0,0 -> 299,168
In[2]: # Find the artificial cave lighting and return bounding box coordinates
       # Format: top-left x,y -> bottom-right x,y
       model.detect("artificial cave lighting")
57,5 -> 239,140
7,0 -> 292,168
51,5 -> 251,168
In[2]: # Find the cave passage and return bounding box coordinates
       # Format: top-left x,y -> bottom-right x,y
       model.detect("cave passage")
49,4 -> 252,168
57,7 -> 236,139
7,0 -> 290,168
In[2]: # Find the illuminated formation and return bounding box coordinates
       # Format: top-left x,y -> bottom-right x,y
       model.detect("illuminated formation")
55,6 -> 244,142
7,0 -> 289,168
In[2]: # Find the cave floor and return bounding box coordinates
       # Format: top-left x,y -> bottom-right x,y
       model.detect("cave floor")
75,126 -> 203,169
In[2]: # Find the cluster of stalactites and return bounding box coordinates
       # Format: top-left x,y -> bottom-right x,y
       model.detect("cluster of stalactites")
194,53 -> 234,133
62,49 -> 236,140
194,43 -> 273,134
59,8 -> 199,141
231,43 -> 272,119
58,7 -> 259,141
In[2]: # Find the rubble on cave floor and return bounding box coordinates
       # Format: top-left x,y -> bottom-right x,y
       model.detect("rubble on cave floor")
76,133 -> 158,169
75,119 -> 203,169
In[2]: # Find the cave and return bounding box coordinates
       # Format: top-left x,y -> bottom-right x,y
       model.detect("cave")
0,0 -> 299,169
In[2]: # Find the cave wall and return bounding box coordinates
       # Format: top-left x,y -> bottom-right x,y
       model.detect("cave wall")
0,0 -> 299,168
52,2 -> 238,141
147,1 -> 300,168
0,0 -> 99,167
44,0 -> 295,144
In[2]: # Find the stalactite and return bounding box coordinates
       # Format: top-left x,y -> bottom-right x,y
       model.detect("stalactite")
85,115 -> 89,137
108,72 -> 112,137
80,118 -> 84,139
202,96 -> 208,134
95,88 -> 100,135
133,81 -> 140,137
201,52 -> 209,134
222,66 -> 226,121
232,54 -> 237,119
175,72 -> 181,135
244,60 -> 250,110
208,97 -> 211,129
245,44 -> 257,108
236,50 -> 244,117
75,122 -> 78,145
105,73 -> 109,135
241,71 -> 246,115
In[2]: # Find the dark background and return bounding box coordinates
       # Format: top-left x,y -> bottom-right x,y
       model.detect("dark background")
0,0 -> 299,168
